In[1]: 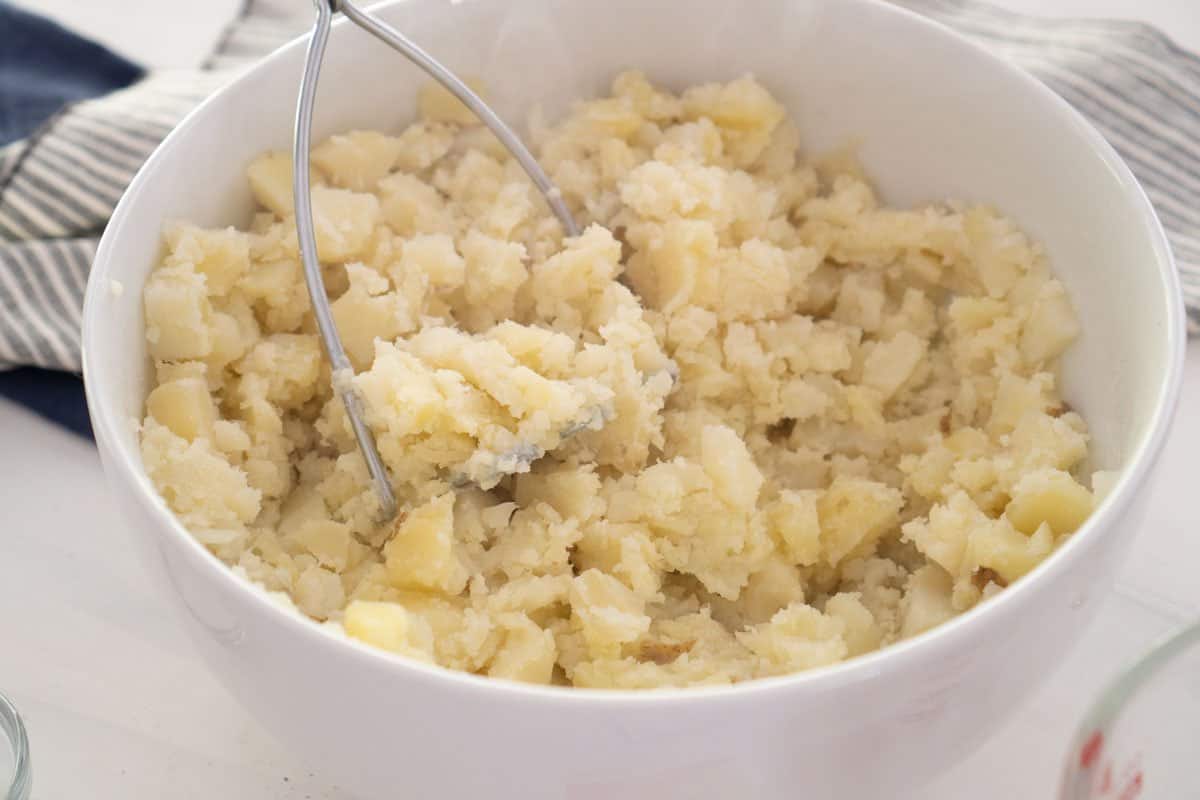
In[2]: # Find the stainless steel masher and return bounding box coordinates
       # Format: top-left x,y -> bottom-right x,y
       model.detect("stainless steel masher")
292,0 -> 580,521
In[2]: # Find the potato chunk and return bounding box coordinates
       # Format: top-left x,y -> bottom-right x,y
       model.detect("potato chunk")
1020,281 -> 1080,366
383,492 -> 467,594
570,569 -> 651,659
144,264 -> 212,360
818,477 -> 903,566
145,377 -> 216,441
487,615 -> 558,684
312,131 -> 404,191
246,151 -> 295,218
344,600 -> 435,661
1006,468 -> 1093,536
310,185 -> 380,262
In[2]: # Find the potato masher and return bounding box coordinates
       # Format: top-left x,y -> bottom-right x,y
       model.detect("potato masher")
293,0 -> 580,521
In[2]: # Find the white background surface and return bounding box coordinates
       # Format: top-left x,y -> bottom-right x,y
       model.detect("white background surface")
2,1 -> 1199,797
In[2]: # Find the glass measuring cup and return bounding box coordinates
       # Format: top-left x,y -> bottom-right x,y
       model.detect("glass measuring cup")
0,692 -> 30,800
1059,619 -> 1200,798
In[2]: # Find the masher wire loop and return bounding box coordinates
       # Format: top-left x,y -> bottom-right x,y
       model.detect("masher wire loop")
293,0 -> 579,521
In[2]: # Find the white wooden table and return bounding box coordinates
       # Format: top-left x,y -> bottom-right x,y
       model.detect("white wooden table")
2,1 -> 1198,797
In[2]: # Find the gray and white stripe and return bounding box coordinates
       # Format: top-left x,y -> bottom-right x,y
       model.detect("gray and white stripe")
2,0 -> 1199,374
0,17 -> 274,371
204,0 -> 310,71
0,240 -> 93,370
0,71 -> 227,240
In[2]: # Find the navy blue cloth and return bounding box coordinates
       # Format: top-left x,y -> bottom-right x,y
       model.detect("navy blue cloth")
0,1 -> 143,437
0,366 -> 92,435
0,1 -> 142,144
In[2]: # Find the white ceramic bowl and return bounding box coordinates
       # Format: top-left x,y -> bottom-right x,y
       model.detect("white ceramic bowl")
81,0 -> 1185,796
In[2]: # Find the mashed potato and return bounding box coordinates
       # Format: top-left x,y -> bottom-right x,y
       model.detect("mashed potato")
140,72 -> 1095,688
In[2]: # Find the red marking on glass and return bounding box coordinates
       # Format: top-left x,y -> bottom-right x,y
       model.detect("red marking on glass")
1081,731 -> 1104,768
1100,762 -> 1113,793
1117,770 -> 1144,800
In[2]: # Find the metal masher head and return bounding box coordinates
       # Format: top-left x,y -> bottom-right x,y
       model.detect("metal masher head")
292,0 -> 580,522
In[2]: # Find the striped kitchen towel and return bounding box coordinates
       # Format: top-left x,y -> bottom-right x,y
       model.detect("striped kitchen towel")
0,0 -> 306,431
0,0 -> 306,376
0,0 -> 1197,430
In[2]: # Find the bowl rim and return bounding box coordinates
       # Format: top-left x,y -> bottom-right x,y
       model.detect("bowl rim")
81,0 -> 1187,706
